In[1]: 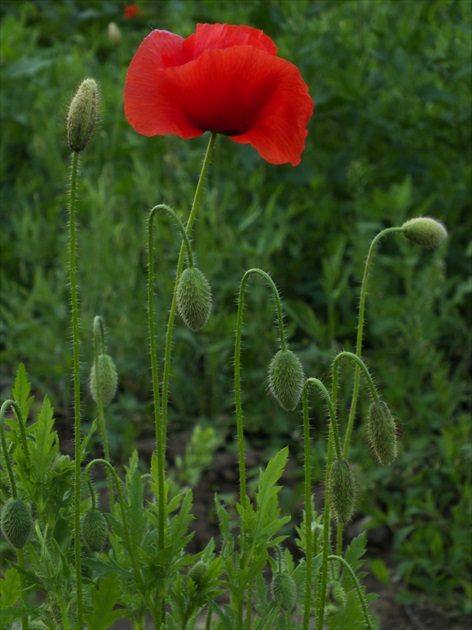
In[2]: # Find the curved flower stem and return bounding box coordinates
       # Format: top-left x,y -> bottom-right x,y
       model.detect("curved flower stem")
68,149 -> 84,628
235,268 -> 287,510
0,401 -> 21,494
328,554 -> 374,630
301,378 -> 338,630
332,351 -> 380,412
161,131 -> 217,440
92,316 -> 114,511
343,226 -> 403,459
147,202 -> 197,553
85,459 -> 145,593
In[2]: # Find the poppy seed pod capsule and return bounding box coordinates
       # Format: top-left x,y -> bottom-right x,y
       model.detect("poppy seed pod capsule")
368,401 -> 398,465
67,78 -> 99,152
89,353 -> 118,407
176,267 -> 212,332
402,217 -> 447,249
188,560 -> 208,588
82,509 -> 108,553
271,572 -> 297,612
329,459 -> 356,525
1,498 -> 32,549
326,581 -> 347,616
268,349 -> 304,411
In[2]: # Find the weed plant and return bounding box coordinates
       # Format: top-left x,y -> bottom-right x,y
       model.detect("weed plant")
1,0 -> 471,622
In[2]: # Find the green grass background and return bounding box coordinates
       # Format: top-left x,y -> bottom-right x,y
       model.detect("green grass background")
1,0 -> 471,613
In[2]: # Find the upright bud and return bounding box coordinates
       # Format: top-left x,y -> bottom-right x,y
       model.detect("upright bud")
271,572 -> 297,612
176,267 -> 212,332
1,498 -> 32,549
89,353 -> 118,407
188,560 -> 208,588
82,509 -> 108,553
401,217 -> 447,249
330,459 -> 356,525
67,78 -> 99,152
367,401 -> 398,465
268,349 -> 304,411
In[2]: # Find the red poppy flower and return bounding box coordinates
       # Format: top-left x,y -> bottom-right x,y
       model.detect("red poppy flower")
124,23 -> 313,165
124,4 -> 141,19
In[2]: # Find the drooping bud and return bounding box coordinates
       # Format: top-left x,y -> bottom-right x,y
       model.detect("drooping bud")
271,572 -> 297,612
402,217 -> 447,249
330,459 -> 356,525
268,349 -> 304,411
82,509 -> 108,553
67,78 -> 99,152
189,560 -> 208,588
176,267 -> 212,332
89,353 -> 118,407
326,580 -> 347,616
1,498 -> 32,549
367,401 -> 398,465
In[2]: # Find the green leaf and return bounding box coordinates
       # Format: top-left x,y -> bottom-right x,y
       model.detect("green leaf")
125,450 -> 145,548
11,363 -> 34,421
0,569 -> 20,608
28,396 -> 58,484
85,574 -> 124,628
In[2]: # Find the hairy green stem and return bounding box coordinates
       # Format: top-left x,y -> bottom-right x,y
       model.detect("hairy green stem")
328,554 -> 374,629
92,316 -> 114,511
161,131 -> 217,440
302,378 -> 338,629
343,227 -> 403,459
0,401 -> 20,495
68,149 -> 83,627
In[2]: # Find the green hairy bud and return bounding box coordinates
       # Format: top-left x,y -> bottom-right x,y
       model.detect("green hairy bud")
368,400 -> 398,465
271,572 -> 297,612
82,509 -> 108,553
89,353 -> 118,407
268,349 -> 304,411
67,78 -> 99,152
330,459 -> 356,525
326,580 -> 347,616
176,267 -> 212,331
1,498 -> 32,549
188,560 -> 208,587
402,217 -> 447,249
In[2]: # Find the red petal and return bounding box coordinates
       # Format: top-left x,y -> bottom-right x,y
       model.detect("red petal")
183,23 -> 277,60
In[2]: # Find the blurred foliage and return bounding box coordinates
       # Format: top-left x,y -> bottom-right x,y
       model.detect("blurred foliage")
0,0 -> 471,613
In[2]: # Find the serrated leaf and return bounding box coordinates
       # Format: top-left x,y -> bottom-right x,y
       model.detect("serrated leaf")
11,363 -> 34,422
0,569 -> 20,608
125,451 -> 145,548
28,396 -> 58,485
343,532 -> 368,574
85,573 -> 124,628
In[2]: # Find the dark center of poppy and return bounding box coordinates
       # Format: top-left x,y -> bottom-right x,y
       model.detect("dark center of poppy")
220,130 -> 244,136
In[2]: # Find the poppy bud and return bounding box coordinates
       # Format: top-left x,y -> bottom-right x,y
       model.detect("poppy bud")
1,498 -> 32,549
82,509 -> 108,553
330,459 -> 356,525
401,217 -> 447,249
326,580 -> 347,616
189,560 -> 208,588
67,78 -> 99,152
368,401 -> 397,465
268,349 -> 304,411
89,353 -> 118,407
271,572 -> 297,612
176,267 -> 212,332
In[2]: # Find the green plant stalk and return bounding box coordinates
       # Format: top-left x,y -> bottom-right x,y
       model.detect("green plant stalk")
0,401 -> 19,493
328,554 -> 373,630
343,227 -> 404,458
315,405 -> 336,630
161,131 -> 217,439
302,378 -> 338,630
85,459 -> 145,593
68,149 -> 84,628
147,203 -> 197,559
92,316 -> 114,512
235,268 -> 287,510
